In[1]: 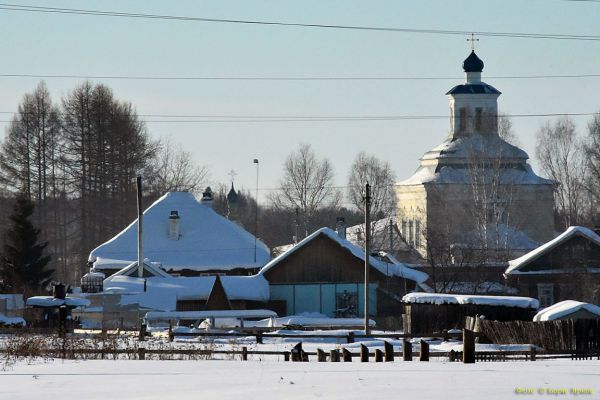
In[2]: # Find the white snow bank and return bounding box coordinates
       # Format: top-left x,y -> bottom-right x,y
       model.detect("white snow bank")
0,314 -> 25,326
403,292 -> 539,309
533,300 -> 600,321
265,316 -> 376,328
26,296 -> 91,308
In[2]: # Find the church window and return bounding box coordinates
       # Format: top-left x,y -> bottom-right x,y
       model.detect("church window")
459,108 -> 467,132
475,108 -> 483,131
408,220 -> 414,246
415,220 -> 421,248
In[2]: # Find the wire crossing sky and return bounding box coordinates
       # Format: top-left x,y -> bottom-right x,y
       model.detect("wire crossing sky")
0,0 -> 599,200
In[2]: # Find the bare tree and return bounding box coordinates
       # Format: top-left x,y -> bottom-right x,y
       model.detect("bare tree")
347,151 -> 396,249
145,136 -> 209,196
498,112 -> 519,147
269,143 -> 340,237
536,117 -> 586,228
583,112 -> 600,224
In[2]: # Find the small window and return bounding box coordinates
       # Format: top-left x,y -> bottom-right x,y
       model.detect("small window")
475,108 -> 483,131
415,220 -> 421,248
459,108 -> 467,132
537,283 -> 554,308
408,220 -> 414,246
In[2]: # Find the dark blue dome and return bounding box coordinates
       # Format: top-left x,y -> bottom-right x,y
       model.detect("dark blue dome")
463,51 -> 484,73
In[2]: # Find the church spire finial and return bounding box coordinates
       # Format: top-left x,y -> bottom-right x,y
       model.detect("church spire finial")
467,33 -> 479,51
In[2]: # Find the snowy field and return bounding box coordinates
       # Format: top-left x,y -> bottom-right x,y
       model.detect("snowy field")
1,359 -> 599,400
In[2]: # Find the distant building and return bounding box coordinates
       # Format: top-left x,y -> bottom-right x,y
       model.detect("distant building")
505,226 -> 600,307
396,50 -> 554,261
88,190 -> 270,277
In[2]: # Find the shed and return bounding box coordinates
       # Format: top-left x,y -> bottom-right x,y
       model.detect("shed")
402,292 -> 539,335
533,300 -> 600,321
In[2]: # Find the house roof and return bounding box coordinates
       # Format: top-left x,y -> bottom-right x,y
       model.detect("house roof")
533,300 -> 600,321
88,192 -> 270,272
102,274 -> 270,312
505,226 -> 600,275
402,292 -> 539,309
259,227 -> 428,283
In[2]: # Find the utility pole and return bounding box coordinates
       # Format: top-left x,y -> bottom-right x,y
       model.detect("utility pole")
136,176 -> 143,278
364,183 -> 371,336
253,159 -> 259,263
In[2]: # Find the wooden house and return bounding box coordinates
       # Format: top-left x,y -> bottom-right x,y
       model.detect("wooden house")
259,227 -> 428,319
505,226 -> 600,307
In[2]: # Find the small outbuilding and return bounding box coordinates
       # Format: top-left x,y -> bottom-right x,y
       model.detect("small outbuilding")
533,300 -> 600,321
402,292 -> 539,335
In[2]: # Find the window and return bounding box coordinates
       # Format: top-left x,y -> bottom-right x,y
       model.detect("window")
408,220 -> 414,246
415,220 -> 421,248
459,108 -> 467,132
475,108 -> 483,131
537,283 -> 554,308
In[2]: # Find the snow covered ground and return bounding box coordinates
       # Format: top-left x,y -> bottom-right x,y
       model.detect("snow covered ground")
1,359 -> 598,400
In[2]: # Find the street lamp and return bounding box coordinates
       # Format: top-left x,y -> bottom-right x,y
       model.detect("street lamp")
253,159 -> 259,264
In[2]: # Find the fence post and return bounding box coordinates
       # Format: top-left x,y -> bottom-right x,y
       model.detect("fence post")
242,346 -> 248,361
317,348 -> 326,362
420,340 -> 430,362
168,323 -> 173,342
342,348 -> 353,362
384,341 -> 394,362
449,349 -> 456,362
360,344 -> 369,362
256,333 -> 263,344
403,339 -> 412,361
138,323 -> 146,342
330,349 -> 340,362
375,349 -> 383,362
284,351 -> 290,361
463,329 -> 476,364
138,348 -> 146,360
291,342 -> 303,362
530,345 -> 536,362
347,332 -> 355,344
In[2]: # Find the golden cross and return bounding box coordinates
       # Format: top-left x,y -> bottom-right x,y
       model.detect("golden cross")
467,33 -> 479,51
228,169 -> 237,183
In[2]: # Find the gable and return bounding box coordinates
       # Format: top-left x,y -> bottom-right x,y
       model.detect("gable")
518,235 -> 600,273
262,233 -> 385,283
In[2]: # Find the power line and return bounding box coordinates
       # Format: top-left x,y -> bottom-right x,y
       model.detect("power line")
0,112 -> 597,124
1,3 -> 600,41
1,73 -> 600,81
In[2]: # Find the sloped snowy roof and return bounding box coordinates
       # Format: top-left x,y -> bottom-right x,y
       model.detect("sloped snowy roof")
26,296 -> 91,308
259,227 -> 428,283
533,300 -> 600,321
402,292 -> 539,309
89,192 -> 270,271
102,274 -> 270,311
505,226 -> 600,275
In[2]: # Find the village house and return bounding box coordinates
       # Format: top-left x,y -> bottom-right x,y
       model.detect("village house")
86,189 -> 270,277
505,226 -> 600,308
259,227 -> 428,322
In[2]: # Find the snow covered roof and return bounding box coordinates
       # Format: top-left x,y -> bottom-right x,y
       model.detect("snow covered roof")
145,309 -> 277,321
533,300 -> 600,321
505,226 -> 600,275
402,292 -> 539,309
26,296 -> 91,308
88,192 -> 270,272
259,227 -> 428,284
102,274 -> 270,311
108,261 -> 172,279
0,314 -> 25,326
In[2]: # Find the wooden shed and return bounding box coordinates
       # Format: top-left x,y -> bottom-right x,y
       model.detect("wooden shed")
402,292 -> 539,335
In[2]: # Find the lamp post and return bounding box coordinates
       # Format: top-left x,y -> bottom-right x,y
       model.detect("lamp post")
253,159 -> 259,264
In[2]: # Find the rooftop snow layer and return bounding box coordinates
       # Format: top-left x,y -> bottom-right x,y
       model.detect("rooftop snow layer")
102,274 -> 270,311
259,227 -> 428,283
505,226 -> 600,275
533,300 -> 600,321
89,192 -> 270,271
26,296 -> 91,308
402,292 -> 539,309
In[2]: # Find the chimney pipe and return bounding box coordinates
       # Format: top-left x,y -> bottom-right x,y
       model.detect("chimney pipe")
336,217 -> 346,239
169,210 -> 181,240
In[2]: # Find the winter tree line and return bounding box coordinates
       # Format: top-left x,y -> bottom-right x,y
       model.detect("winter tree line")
0,81 -> 598,293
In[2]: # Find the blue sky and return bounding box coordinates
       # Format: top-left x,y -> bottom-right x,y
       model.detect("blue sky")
0,1 -> 599,205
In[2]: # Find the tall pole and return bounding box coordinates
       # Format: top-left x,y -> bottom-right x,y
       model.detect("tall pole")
253,159 -> 259,263
136,176 -> 143,278
364,183 -> 371,336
